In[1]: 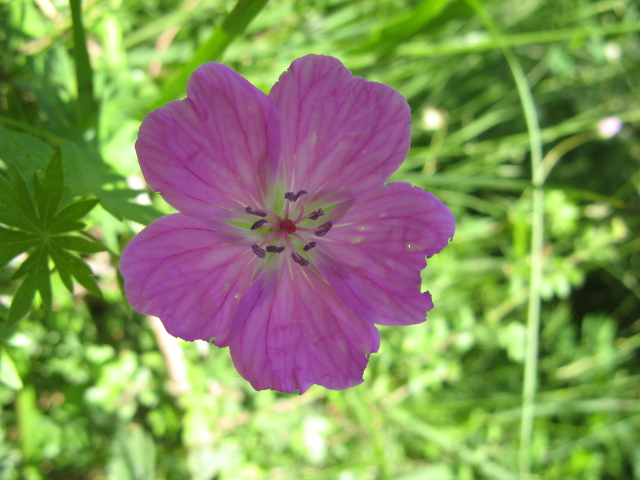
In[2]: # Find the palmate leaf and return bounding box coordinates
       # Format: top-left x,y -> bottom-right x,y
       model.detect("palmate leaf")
49,243 -> 102,296
50,198 -> 99,234
1,151 -> 105,325
33,150 -> 64,228
0,125 -> 161,226
0,175 -> 41,232
0,227 -> 40,268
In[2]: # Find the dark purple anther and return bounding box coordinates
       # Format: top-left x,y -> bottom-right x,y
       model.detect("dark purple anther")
285,190 -> 308,202
308,208 -> 324,220
266,246 -> 285,253
251,244 -> 266,258
315,221 -> 333,237
303,242 -> 316,252
250,219 -> 267,230
293,190 -> 308,201
245,207 -> 267,217
292,252 -> 309,267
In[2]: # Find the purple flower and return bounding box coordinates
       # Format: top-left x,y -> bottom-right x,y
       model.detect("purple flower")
120,55 -> 455,393
597,117 -> 623,139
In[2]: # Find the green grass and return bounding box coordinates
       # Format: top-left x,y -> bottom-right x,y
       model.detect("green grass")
1,0 -> 639,479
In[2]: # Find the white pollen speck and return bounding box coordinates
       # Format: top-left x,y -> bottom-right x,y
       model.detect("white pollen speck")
378,212 -> 387,218
234,294 -> 241,300
352,237 -> 363,244
359,226 -> 366,231
407,243 -> 414,250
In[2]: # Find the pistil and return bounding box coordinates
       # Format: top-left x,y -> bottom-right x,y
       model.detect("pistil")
246,189 -> 332,265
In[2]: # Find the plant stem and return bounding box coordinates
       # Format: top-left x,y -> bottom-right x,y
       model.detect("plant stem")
463,2 -> 545,478
69,0 -> 98,140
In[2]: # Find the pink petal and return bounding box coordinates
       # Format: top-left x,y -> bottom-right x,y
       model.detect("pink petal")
120,213 -> 260,345
269,55 -> 411,206
136,63 -> 281,219
315,182 -> 455,326
228,262 -> 380,393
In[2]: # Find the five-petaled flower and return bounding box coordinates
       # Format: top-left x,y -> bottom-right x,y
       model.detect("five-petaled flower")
120,55 -> 455,393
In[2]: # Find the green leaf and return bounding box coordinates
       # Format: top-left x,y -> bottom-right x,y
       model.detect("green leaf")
35,150 -> 65,227
69,0 -> 97,133
3,168 -> 41,232
8,267 -> 39,324
98,189 -> 163,225
0,124 -> 55,176
54,253 -> 74,293
107,424 -> 157,480
9,245 -> 51,315
0,227 -> 40,268
49,243 -> 102,296
0,211 -> 34,231
357,0 -> 452,57
60,141 -> 162,225
152,0 -> 269,109
10,247 -> 40,280
0,174 -> 39,232
0,348 -> 23,390
0,226 -> 40,246
53,235 -> 106,254
51,198 -> 98,233
34,246 -> 52,312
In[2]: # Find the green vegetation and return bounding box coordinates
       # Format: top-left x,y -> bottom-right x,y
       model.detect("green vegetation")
1,0 -> 638,478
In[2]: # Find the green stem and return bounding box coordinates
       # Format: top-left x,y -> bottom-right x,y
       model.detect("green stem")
0,115 -> 63,144
69,0 -> 98,140
540,134 -> 589,180
462,2 -> 544,478
151,0 -> 270,110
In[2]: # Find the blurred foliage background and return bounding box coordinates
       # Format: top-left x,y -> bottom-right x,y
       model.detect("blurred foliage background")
1,0 -> 639,479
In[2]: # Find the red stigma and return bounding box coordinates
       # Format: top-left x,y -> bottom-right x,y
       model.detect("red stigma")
281,219 -> 297,234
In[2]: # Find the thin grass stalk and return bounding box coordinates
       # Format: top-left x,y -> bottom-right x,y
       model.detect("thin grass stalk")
68,0 -> 97,139
462,2 -> 544,478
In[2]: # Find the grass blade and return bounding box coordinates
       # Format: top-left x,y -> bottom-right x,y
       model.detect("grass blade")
69,0 -> 98,135
152,0 -> 270,109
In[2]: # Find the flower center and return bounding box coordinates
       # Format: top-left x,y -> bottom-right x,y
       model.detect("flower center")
281,219 -> 296,234
246,190 -> 332,267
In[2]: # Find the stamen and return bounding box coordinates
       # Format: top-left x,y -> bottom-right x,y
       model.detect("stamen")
249,188 -> 327,266
284,190 -> 308,202
245,207 -> 267,217
291,251 -> 309,267
315,221 -> 333,237
293,190 -> 308,201
251,244 -> 266,258
250,219 -> 268,230
307,208 -> 324,220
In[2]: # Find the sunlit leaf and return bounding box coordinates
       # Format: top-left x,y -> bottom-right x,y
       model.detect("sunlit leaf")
37,150 -> 65,227
1,151 -> 105,322
8,267 -> 38,324
0,348 -> 23,390
107,423 -> 156,480
49,243 -> 102,296
50,198 -> 98,233
53,235 -> 106,254
0,227 -> 39,268
0,174 -> 41,231
7,166 -> 40,229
